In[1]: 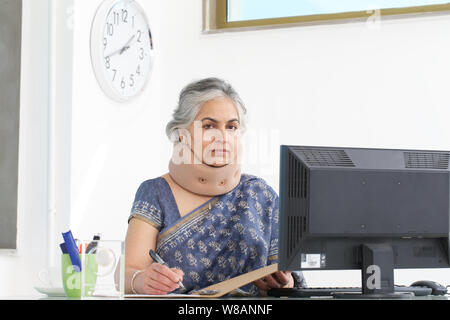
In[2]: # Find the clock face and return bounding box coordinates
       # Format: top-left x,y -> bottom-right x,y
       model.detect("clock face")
91,0 -> 154,102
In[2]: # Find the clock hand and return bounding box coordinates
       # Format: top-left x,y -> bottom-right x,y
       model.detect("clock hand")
104,34 -> 136,59
119,34 -> 136,54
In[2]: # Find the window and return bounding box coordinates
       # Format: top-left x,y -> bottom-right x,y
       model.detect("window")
205,0 -> 450,31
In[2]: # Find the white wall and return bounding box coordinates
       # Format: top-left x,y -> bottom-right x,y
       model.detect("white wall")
2,0 -> 450,296
69,0 -> 162,243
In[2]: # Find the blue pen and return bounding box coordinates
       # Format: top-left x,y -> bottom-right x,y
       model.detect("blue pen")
59,242 -> 68,254
62,230 -> 82,272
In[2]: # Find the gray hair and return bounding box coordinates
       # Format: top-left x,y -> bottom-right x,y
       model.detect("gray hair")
165,77 -> 247,143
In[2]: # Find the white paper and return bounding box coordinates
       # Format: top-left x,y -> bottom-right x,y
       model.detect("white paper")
125,293 -> 205,298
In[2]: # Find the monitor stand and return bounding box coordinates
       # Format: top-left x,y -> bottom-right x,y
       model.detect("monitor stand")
333,243 -> 413,299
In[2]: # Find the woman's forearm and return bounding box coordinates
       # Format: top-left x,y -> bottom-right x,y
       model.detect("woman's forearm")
124,265 -> 143,294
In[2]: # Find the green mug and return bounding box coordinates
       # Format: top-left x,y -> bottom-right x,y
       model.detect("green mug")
61,254 -> 98,298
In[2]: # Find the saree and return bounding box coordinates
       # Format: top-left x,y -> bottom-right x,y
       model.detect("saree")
128,173 -> 306,295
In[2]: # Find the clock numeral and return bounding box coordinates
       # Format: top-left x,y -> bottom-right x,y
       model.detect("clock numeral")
112,69 -> 117,81
129,74 -> 135,87
121,77 -> 126,89
113,11 -> 120,25
137,30 -> 142,43
103,37 -> 107,49
136,65 -> 141,76
107,23 -> 114,36
122,9 -> 128,23
139,48 -> 144,60
105,57 -> 110,69
132,16 -> 135,29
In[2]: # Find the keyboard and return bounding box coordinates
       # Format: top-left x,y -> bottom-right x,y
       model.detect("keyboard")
267,286 -> 433,298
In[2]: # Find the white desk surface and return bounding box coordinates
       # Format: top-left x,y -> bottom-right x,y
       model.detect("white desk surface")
2,294 -> 450,300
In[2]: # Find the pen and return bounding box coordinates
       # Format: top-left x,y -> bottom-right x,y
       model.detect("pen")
62,230 -> 82,272
79,243 -> 88,254
86,234 -> 101,253
59,242 -> 68,254
149,249 -> 185,291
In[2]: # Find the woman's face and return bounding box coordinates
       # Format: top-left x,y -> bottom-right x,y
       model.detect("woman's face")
180,97 -> 241,167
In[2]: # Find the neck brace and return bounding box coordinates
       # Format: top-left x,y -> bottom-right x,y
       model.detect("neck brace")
168,141 -> 242,196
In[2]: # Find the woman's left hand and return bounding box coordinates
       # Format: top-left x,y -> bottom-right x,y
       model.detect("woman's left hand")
253,271 -> 294,295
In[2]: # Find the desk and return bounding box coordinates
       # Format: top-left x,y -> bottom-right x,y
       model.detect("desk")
3,294 -> 449,300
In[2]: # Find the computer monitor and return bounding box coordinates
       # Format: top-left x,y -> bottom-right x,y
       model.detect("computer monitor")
279,145 -> 450,298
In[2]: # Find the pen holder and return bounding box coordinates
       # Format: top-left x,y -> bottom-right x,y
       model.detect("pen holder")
61,254 -> 98,298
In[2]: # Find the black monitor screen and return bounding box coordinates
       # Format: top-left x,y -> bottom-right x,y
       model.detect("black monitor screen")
278,145 -> 450,296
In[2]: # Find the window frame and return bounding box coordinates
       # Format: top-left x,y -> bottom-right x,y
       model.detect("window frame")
206,0 -> 450,31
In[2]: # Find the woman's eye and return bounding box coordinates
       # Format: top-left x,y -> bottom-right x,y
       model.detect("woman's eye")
203,124 -> 239,130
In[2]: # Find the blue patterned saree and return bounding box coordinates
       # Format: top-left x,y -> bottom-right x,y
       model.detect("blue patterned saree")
128,173 -> 306,295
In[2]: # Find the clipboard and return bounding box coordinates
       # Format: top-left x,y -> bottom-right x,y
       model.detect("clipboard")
125,263 -> 278,298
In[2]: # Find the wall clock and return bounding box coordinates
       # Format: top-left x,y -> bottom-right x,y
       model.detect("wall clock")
90,0 -> 154,102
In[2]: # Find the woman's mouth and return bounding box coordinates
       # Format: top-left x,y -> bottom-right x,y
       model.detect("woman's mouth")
212,149 -> 229,156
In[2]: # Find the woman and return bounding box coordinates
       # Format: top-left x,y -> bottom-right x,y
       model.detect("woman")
124,77 -> 306,296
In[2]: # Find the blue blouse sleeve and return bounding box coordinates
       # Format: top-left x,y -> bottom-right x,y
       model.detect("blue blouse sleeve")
267,191 -> 279,264
128,180 -> 164,231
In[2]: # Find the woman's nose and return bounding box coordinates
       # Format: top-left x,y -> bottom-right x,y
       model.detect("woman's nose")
209,127 -> 227,143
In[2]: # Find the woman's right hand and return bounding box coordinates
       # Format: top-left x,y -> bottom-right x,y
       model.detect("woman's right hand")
134,263 -> 184,295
